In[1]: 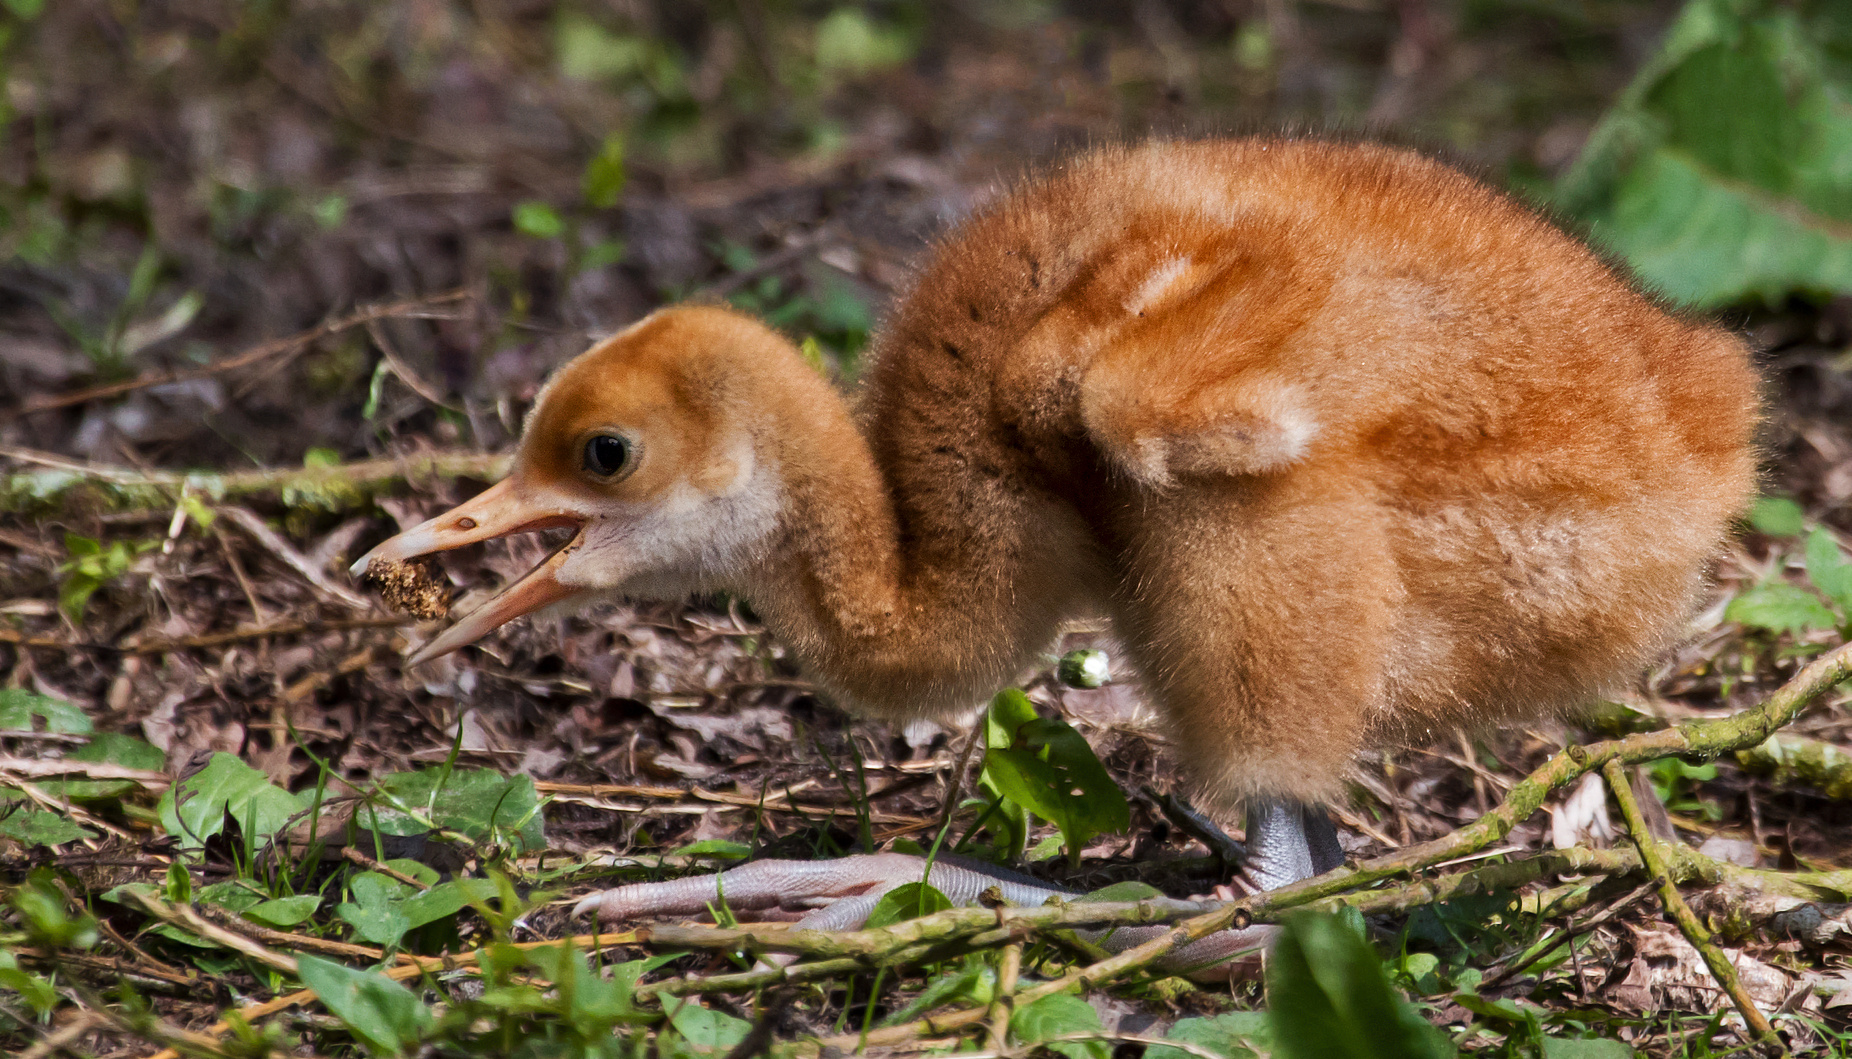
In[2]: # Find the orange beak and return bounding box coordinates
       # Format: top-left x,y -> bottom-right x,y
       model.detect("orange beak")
350,479 -> 587,665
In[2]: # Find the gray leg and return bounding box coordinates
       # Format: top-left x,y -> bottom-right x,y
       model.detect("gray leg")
1240,800 -> 1345,891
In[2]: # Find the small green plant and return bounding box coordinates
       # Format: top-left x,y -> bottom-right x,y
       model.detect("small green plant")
973,689 -> 1130,868
1268,910 -> 1453,1059
582,133 -> 628,209
513,200 -> 567,239
1647,758 -> 1722,820
56,533 -> 157,621
720,239 -> 874,366
1725,497 -> 1852,640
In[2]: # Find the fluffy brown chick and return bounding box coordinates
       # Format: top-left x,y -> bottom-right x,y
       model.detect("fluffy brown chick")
354,138 -> 1758,949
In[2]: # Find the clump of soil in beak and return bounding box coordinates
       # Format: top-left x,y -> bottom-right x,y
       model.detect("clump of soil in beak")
362,556 -> 450,620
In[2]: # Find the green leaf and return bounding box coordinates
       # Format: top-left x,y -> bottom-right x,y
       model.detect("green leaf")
59,572 -> 102,621
41,732 -> 164,801
195,880 -> 262,913
866,882 -> 953,928
522,944 -> 657,1027
367,768 -> 545,852
297,953 -> 433,1056
10,869 -> 97,950
1396,952 -> 1445,995
178,492 -> 216,529
881,960 -> 995,1026
157,753 -> 310,847
1147,1013 -> 1273,1059
0,805 -> 91,846
984,687 -> 1040,748
513,200 -> 566,239
1725,580 -> 1839,635
555,15 -> 652,82
1560,0 -> 1852,307
980,690 -> 1130,866
337,873 -> 498,946
1266,912 -> 1452,1059
581,238 -> 627,270
2,0 -> 47,20
1541,1037 -> 1634,1059
1749,496 -> 1806,537
814,8 -> 917,76
0,950 -> 57,1015
670,839 -> 752,861
311,194 -> 348,230
244,894 -> 322,928
1453,991 -> 1544,1032
1804,528 -> 1852,615
798,335 -> 828,373
164,861 -> 192,905
1082,880 -> 1166,902
1010,993 -> 1108,1059
333,875 -> 412,947
666,1000 -> 752,1055
0,689 -> 92,734
582,134 -> 627,208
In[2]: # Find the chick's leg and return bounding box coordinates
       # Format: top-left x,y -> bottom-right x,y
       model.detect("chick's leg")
1240,800 -> 1345,892
573,851 -> 1279,981
573,852 -> 1091,924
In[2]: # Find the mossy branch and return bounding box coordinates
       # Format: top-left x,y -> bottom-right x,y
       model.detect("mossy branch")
1604,758 -> 1782,1051
1736,732 -> 1852,800
766,640 -> 1852,1054
0,447 -> 508,516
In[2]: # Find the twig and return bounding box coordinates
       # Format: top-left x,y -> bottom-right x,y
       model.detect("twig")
762,643 -> 1852,1055
631,895 -> 1213,962
1603,758 -> 1782,1052
985,939 -> 1024,1050
1143,786 -> 1245,866
140,928 -> 646,1059
0,770 -> 132,841
0,447 -> 509,515
281,644 -> 392,705
121,890 -> 300,975
366,318 -> 463,412
0,616 -> 411,654
217,505 -> 373,610
16,1007 -> 105,1059
1737,732 -> 1852,800
0,757 -> 169,788
10,290 -> 471,416
1274,638 -> 1852,910
342,846 -> 432,889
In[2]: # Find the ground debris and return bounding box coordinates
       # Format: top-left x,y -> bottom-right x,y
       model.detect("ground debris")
362,555 -> 450,620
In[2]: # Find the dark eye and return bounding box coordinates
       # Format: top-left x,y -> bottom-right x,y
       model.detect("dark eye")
583,435 -> 631,477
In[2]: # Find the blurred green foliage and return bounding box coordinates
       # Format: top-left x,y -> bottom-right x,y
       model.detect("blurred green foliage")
1561,0 -> 1852,307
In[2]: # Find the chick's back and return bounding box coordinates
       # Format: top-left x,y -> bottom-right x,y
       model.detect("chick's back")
859,138 -> 1757,799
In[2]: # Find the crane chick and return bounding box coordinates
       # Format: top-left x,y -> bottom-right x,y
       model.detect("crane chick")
355,138 -> 1758,972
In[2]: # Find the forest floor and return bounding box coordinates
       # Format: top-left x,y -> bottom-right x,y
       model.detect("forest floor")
4,2 -> 1852,1056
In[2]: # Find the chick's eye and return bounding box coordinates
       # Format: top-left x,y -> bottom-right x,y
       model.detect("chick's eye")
583,435 -> 631,477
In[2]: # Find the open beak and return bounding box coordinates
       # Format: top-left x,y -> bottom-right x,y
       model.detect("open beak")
349,479 -> 587,666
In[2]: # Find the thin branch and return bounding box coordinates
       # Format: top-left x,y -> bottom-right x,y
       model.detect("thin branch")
1604,759 -> 1781,1051
0,447 -> 509,515
0,616 -> 410,654
10,290 -> 471,416
766,641 -> 1852,1055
